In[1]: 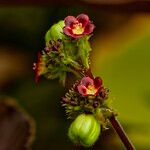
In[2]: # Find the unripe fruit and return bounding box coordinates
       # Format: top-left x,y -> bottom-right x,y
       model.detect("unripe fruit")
68,114 -> 101,147
45,20 -> 65,44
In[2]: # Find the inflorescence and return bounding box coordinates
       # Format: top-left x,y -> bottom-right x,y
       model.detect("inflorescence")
33,14 -> 117,147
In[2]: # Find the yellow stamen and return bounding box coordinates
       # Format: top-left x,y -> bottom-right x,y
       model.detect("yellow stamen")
72,23 -> 84,35
87,85 -> 97,95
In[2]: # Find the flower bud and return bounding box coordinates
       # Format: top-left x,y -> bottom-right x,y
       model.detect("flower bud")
45,20 -> 65,44
68,114 -> 101,147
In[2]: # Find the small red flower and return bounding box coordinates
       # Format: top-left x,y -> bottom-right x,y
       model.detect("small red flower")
77,76 -> 102,96
33,52 -> 46,83
63,14 -> 95,38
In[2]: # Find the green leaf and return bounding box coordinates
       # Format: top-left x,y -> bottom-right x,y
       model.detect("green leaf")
77,36 -> 92,68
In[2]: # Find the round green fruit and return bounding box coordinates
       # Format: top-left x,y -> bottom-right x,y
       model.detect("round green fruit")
45,20 -> 65,44
68,114 -> 101,147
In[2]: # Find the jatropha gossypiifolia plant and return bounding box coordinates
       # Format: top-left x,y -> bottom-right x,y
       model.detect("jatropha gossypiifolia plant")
33,14 -> 135,149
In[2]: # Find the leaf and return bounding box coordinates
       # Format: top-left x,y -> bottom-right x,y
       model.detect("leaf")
77,36 -> 92,68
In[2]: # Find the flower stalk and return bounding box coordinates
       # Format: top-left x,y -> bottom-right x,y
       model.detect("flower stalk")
109,115 -> 135,150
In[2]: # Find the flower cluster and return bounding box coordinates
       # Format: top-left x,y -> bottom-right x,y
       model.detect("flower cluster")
62,75 -> 109,119
33,14 -> 115,148
33,14 -> 94,85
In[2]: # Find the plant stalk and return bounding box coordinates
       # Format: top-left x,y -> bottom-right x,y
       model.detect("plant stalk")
109,116 -> 135,150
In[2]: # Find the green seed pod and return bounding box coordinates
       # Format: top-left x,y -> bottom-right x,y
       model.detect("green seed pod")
68,114 -> 101,147
45,20 -> 65,44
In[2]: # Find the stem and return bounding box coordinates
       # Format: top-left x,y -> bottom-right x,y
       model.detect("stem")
84,68 -> 94,78
109,116 -> 135,150
66,67 -> 81,78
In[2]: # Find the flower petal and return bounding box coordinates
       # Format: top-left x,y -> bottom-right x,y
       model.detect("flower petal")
64,16 -> 77,27
84,23 -> 95,35
81,77 -> 94,87
69,34 -> 85,39
77,85 -> 87,96
63,27 -> 72,35
64,27 -> 84,38
76,14 -> 89,27
94,77 -> 102,89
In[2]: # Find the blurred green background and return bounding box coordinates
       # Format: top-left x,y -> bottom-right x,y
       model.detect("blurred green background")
0,1 -> 150,150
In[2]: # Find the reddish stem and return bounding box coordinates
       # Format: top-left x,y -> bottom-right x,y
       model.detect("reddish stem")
85,68 -> 94,78
109,116 -> 135,150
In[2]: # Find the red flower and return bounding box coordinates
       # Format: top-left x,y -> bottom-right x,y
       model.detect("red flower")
77,76 -> 102,96
63,14 -> 95,38
33,52 -> 46,83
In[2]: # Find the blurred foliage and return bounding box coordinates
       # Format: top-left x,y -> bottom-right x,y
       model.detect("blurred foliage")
92,13 -> 150,149
0,5 -> 150,150
0,97 -> 35,150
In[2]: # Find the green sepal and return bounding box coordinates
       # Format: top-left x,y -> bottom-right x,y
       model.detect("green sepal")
95,108 -> 109,130
77,35 -> 92,68
62,39 -> 81,69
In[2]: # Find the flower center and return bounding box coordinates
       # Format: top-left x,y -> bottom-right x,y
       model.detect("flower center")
72,23 -> 84,35
86,85 -> 97,95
